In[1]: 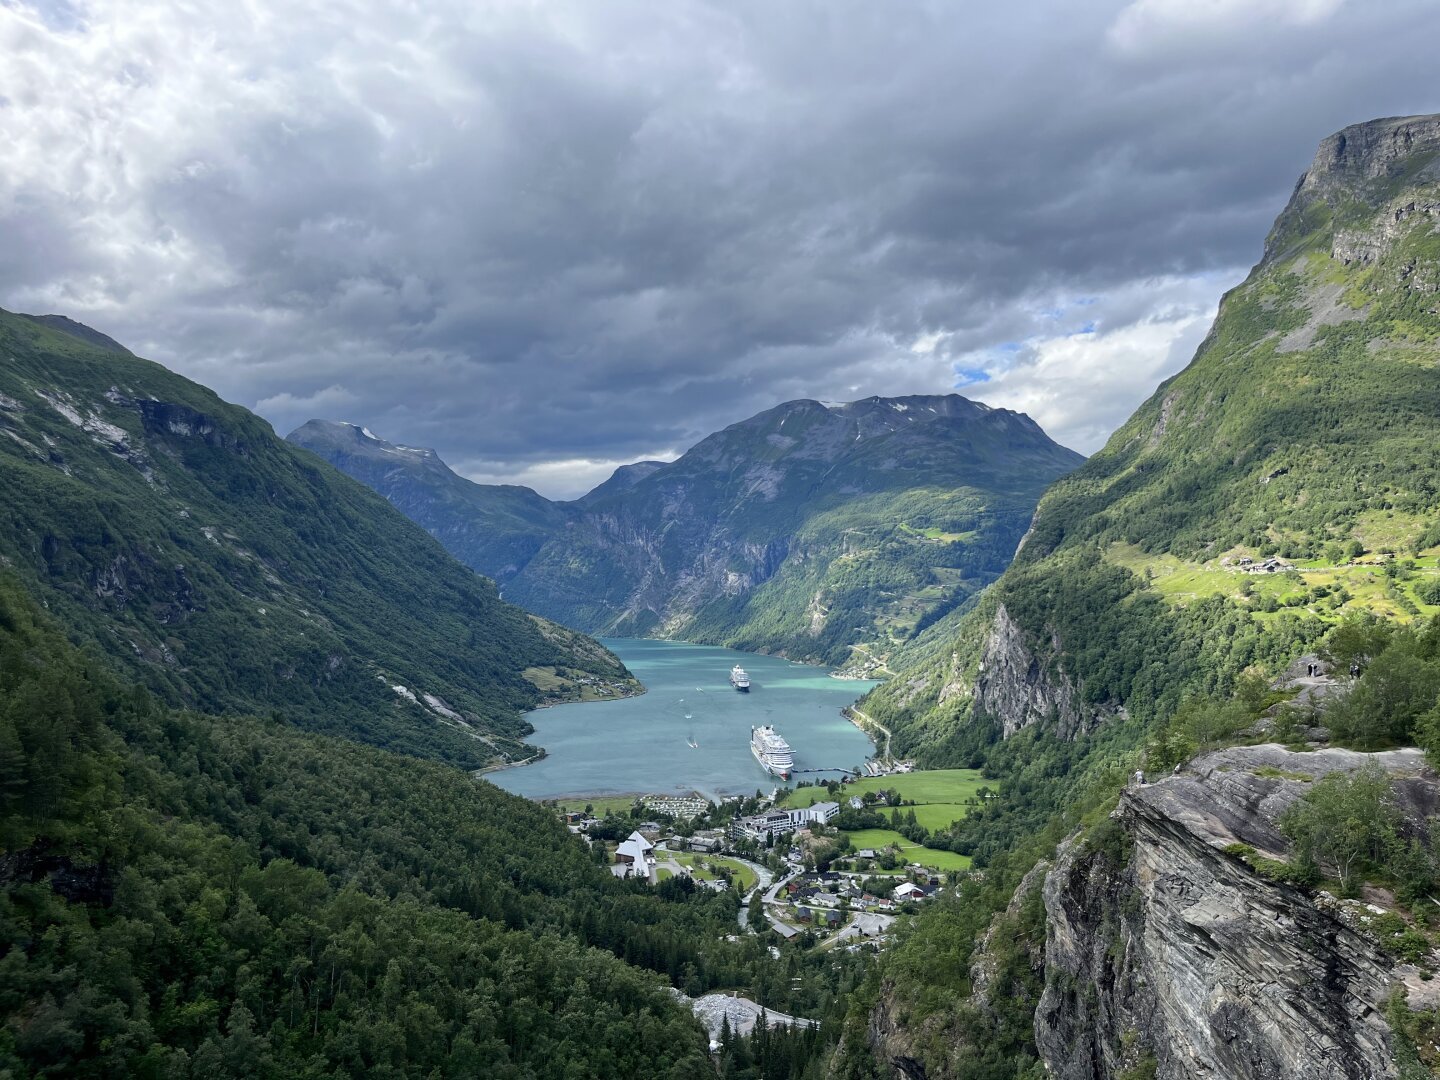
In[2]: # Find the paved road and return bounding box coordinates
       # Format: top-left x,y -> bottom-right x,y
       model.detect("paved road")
848,705 -> 892,761
737,861 -> 803,935
830,911 -> 894,945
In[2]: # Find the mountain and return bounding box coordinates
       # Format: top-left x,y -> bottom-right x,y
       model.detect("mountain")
293,395 -> 1084,668
0,309 -> 637,770
844,114 -> 1440,1079
287,419 -> 569,581
0,578 -> 718,1076
866,113 -> 1440,761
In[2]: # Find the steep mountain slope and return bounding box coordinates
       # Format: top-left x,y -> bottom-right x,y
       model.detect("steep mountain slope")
843,113 -> 1440,1080
867,113 -> 1440,760
0,310 -> 636,769
296,396 -> 1083,667
0,578 -> 720,1076
288,419 -> 569,581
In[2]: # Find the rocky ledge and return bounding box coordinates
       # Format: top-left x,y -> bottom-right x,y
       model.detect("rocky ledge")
1037,744 -> 1440,1080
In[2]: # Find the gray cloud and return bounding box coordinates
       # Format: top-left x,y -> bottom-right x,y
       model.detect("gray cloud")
2,0 -> 1438,497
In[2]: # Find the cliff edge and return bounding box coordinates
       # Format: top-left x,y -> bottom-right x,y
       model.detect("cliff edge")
1037,744 -> 1440,1079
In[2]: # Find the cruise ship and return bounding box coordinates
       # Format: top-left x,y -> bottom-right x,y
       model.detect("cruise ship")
751,725 -> 794,779
730,665 -> 751,692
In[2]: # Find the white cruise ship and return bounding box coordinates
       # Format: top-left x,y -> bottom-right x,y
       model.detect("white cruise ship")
730,665 -> 751,691
751,725 -> 794,779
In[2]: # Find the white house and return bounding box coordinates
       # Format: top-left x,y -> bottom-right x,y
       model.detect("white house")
893,882 -> 927,901
784,801 -> 840,829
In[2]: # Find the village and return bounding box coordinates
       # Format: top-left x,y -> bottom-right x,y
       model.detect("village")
556,772 -> 967,954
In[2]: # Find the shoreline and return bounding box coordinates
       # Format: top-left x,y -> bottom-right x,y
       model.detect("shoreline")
490,637 -> 877,797
489,677 -> 652,778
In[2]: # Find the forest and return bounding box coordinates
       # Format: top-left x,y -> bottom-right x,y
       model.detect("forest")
0,577 -> 862,1077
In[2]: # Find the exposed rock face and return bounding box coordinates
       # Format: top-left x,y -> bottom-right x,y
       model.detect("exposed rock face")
865,990 -> 930,1080
1271,113 -> 1440,267
1300,114 -> 1440,194
1037,745 -> 1439,1080
973,603 -> 1107,739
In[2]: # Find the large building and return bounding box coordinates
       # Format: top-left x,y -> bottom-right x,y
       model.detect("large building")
731,801 -> 841,841
799,801 -> 840,825
732,810 -> 795,842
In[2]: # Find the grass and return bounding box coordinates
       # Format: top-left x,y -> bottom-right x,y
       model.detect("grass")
842,829 -> 972,871
781,770 -> 986,862
780,768 -> 987,809
899,522 -> 978,543
551,794 -> 649,817
663,851 -> 758,893
522,666 -> 629,701
1104,541 -> 1440,625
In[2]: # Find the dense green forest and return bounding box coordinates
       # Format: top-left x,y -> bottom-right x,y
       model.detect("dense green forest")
0,576 -> 872,1075
0,310 -> 636,770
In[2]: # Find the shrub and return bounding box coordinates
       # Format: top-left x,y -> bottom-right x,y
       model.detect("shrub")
1280,763 -> 1398,890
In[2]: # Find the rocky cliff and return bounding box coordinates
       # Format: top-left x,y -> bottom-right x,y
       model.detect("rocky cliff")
974,603 -> 1113,739
1038,744 -> 1440,1080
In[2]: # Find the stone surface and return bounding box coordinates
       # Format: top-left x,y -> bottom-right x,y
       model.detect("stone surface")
974,603 -> 1115,739
1036,744 -> 1440,1080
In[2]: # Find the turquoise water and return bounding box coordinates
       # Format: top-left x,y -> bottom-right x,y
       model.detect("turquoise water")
490,638 -> 879,800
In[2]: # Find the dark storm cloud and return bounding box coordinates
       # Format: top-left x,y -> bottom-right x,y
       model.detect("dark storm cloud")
2,0 -> 1438,496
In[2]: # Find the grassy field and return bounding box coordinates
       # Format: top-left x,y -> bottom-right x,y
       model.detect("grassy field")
843,829 -> 972,871
780,769 -> 985,867
1105,541 -> 1440,623
777,771 -> 990,875
551,795 -> 648,817
662,851 -> 758,893
781,768 -> 987,810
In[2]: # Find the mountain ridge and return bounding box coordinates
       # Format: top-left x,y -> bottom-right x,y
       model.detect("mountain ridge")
0,308 -> 637,770
291,392 -> 1084,666
847,110 -> 1440,1080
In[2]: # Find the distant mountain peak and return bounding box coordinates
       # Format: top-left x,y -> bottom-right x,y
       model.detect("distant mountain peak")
289,418 -> 440,461
296,394 -> 1081,666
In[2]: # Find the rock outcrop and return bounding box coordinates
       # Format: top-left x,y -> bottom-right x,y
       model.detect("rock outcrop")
1037,745 -> 1440,1080
973,603 -> 1113,739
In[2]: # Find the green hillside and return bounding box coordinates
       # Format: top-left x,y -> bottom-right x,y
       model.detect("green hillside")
0,311 -> 636,769
835,112 -> 1440,1080
512,396 -> 1082,667
0,578 -> 741,1076
287,420 -> 569,580
866,114 -> 1440,764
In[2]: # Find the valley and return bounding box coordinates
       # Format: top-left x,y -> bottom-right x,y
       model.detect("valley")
3,78 -> 1440,1080
489,637 -> 878,800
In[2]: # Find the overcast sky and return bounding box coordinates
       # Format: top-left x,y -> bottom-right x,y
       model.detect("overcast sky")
3,0 -> 1438,497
